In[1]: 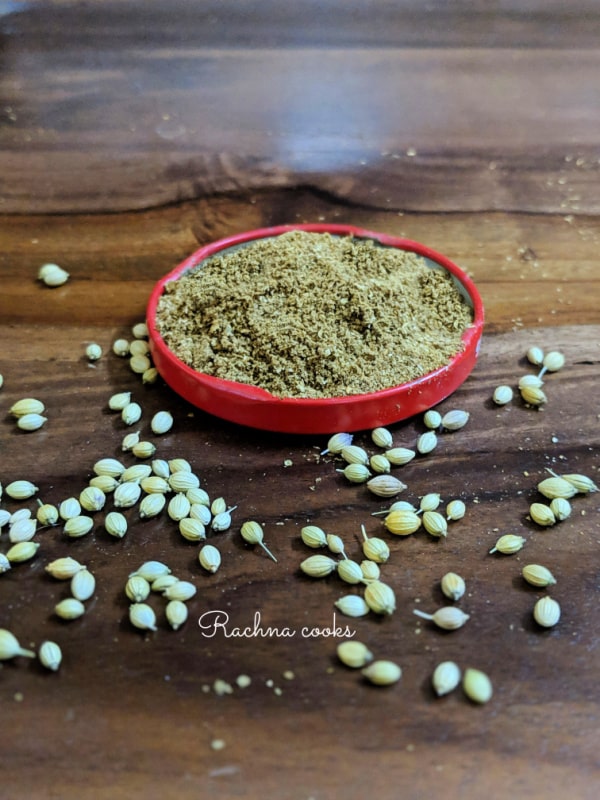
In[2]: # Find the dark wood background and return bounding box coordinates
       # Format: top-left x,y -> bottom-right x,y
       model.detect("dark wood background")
0,2 -> 598,798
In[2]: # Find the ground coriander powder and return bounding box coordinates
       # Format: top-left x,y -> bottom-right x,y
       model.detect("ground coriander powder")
155,231 -> 473,399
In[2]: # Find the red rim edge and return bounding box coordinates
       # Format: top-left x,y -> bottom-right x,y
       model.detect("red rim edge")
147,224 -> 485,434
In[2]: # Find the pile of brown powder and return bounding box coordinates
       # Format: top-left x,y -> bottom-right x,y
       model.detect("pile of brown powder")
155,231 -> 473,399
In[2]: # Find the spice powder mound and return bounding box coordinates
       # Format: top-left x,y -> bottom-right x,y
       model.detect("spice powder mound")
155,231 -> 473,399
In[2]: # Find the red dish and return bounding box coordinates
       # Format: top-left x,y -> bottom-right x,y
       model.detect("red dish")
146,224 -> 484,434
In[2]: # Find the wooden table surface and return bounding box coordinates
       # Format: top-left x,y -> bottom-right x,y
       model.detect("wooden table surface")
1,3 -> 598,798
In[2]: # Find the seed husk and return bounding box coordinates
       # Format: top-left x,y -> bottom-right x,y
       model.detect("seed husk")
17,413 -> 48,431
70,569 -> 96,601
432,661 -> 461,696
384,447 -> 416,466
132,321 -> 149,339
10,398 -> 45,417
129,339 -> 149,357
361,526 -> 390,564
167,493 -> 191,522
139,493 -> 167,519
337,559 -> 364,585
190,503 -> 212,525
126,575 -> 152,604
526,346 -> 544,366
441,409 -> 470,431
151,411 -> 173,435
417,431 -> 438,455
489,533 -> 526,554
129,603 -> 157,632
55,597 -> 85,620
187,486 -> 210,506
341,445 -> 369,466
440,572 -> 466,602
211,508 -> 236,532
113,482 -> 142,509
321,432 -> 353,455
463,668 -> 493,703
549,497 -> 571,522
520,385 -> 547,406
122,401 -> 143,425
364,580 -> 396,615
419,493 -> 441,513
112,339 -> 130,357
163,580 -> 198,600
537,476 -> 577,500
64,515 -> 94,538
533,596 -> 561,627
142,367 -> 158,385
423,409 -> 442,429
105,511 -> 128,538
213,498 -> 228,517
362,660 -> 402,686
539,350 -> 565,376
360,560 -> 380,581
337,640 -> 373,668
0,629 -> 36,660
384,509 -> 422,536
522,564 -> 557,588
9,508 -> 32,525
132,441 -> 157,458
152,574 -> 180,592
179,518 -> 206,542
240,520 -> 277,562
300,554 -> 337,578
555,472 -> 598,494
150,459 -> 170,479
492,385 -> 513,405
121,464 -> 153,484
446,499 -> 466,521
79,486 -> 106,512
38,641 -> 62,671
6,480 -> 39,500
422,510 -> 448,538
85,343 -> 102,361
38,262 -> 69,287
168,472 -> 200,493
518,374 -> 544,390
198,546 -> 221,574
338,463 -> 371,484
168,458 -> 192,474
140,476 -> 170,495
89,475 -> 119,493
45,556 -> 86,580
371,427 -> 393,449
301,525 -> 328,548
9,518 -> 37,543
370,454 -> 392,474
367,475 -> 407,498
334,595 -> 370,618
59,497 -> 81,520
129,354 -> 151,374
529,503 -> 556,527
413,607 -> 470,630
7,541 -> 40,563
93,458 -> 125,478
166,599 -> 188,630
130,561 -> 171,582
326,533 -> 346,557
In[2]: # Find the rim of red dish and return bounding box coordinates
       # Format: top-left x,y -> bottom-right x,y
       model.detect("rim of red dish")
146,223 -> 485,433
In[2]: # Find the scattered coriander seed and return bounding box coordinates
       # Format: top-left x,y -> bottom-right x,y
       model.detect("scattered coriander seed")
422,510 -> 448,538
38,263 -> 69,287
419,493 -> 441,513
300,554 -> 337,578
445,499 -> 466,521
550,497 -> 571,521
129,603 -> 157,632
131,441 -> 156,458
321,432 -> 353,455
8,518 -> 37,543
151,574 -> 180,592
492,385 -> 513,405
70,569 -> 95,602
151,411 -> 173,435
371,427 -> 393,449
367,475 -> 407,498
441,409 -> 470,431
0,509 -> 10,528
112,338 -> 130,357
89,476 -> 118,495
341,445 -> 369,466
538,350 -> 565,377
370,454 -> 392,474
211,739 -> 226,751
529,503 -> 556,527
0,373 -> 3,389
104,511 -> 128,539
423,409 -> 442,430
85,343 -> 102,361
64,515 -> 94,538
139,493 -> 166,519
360,560 -> 380,581
108,392 -> 132,412
362,660 -> 402,686
151,459 -> 171,479
554,472 -> 598,494
384,509 -> 422,536
0,629 -> 35,659
179,518 -> 206,542
93,458 -> 125,478
9,508 -> 32,524
301,525 -> 328,548
432,661 -> 461,696
533,596 -> 561,628
417,431 -> 438,455
168,472 -> 200,493
79,486 -> 106,513
6,541 -> 40,563
168,458 -> 192,473
522,564 -> 557,588
338,463 -> 371,483
190,503 -> 212,526
45,557 -> 86,580
526,346 -> 544,366
17,413 -> 47,431
518,374 -> 544,390
337,640 -> 373,668
167,493 -> 191,522
38,641 -> 62,671
489,534 -> 526,554
132,321 -> 149,339
520,385 -> 547,406
326,533 -> 346,558
463,668 -> 493,704
384,447 -> 416,466
130,561 -> 171,582
198,546 -> 221,574
55,597 -> 85,620
440,572 -> 466,602
129,354 -> 151,374
364,580 -> 396,615
122,401 -> 142,426
361,525 -> 390,563
240,520 -> 277,562
36,502 -> 59,526
166,599 -> 188,630
211,498 -> 227,516
6,480 -> 39,500
59,498 -> 81,520
413,607 -> 470,630
129,339 -> 149,357
142,367 -> 158,385
337,559 -> 364,585
537,476 -> 577,500
0,554 -> 9,574
121,464 -> 153,483
334,595 -> 370,617
10,398 -> 45,417
211,507 -> 236,532
140,476 -> 169,494
163,580 -> 197,601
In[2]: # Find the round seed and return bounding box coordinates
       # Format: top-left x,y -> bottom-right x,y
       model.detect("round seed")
337,641 -> 373,668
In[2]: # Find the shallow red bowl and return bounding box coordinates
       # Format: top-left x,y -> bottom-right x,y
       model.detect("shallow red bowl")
147,224 -> 484,434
